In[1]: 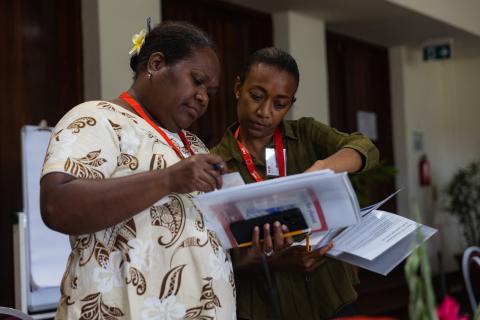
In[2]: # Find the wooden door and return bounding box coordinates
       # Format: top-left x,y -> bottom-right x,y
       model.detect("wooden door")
0,0 -> 83,307
327,31 -> 396,211
162,0 -> 272,148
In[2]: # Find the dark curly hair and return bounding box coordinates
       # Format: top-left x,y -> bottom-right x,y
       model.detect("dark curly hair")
129,21 -> 217,77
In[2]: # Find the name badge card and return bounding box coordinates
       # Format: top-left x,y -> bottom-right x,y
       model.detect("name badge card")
265,147 -> 286,177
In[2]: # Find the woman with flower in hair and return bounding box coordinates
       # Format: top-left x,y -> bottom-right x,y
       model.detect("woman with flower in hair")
40,21 -> 236,319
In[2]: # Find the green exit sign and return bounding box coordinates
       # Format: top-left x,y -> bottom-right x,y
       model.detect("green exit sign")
423,43 -> 452,61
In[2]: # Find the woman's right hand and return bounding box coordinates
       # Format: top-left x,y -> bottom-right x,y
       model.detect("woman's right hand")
164,154 -> 226,193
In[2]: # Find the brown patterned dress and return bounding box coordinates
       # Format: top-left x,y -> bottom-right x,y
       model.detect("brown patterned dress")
42,101 -> 236,320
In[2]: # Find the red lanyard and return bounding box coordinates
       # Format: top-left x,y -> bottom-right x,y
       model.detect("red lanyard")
119,91 -> 195,159
234,126 -> 285,182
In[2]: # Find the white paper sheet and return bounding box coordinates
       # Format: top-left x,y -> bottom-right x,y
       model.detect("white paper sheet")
329,210 -> 418,260
220,172 -> 245,189
332,225 -> 437,275
301,210 -> 437,275
357,110 -> 378,141
297,190 -> 402,250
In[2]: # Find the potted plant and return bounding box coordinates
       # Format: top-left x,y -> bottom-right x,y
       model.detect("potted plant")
445,161 -> 480,247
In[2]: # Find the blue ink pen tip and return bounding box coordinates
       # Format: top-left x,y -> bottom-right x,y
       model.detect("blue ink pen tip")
213,163 -> 224,171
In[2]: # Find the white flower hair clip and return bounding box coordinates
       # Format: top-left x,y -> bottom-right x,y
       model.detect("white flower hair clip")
129,28 -> 147,56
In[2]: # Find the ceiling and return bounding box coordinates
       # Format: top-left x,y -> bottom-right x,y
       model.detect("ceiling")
223,0 -> 480,56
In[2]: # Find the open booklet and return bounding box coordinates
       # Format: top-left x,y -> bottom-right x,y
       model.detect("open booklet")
193,170 -> 362,249
297,190 -> 437,275
196,171 -> 437,275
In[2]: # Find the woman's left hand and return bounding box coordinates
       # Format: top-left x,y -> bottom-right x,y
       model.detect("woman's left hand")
268,242 -> 333,273
256,221 -> 294,256
231,221 -> 293,274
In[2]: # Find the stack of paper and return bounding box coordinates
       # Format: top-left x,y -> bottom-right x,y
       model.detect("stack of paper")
194,170 -> 361,249
195,171 -> 437,276
297,191 -> 437,275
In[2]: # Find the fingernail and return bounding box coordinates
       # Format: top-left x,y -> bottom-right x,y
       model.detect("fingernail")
254,226 -> 259,232
264,223 -> 270,230
281,224 -> 288,231
274,221 -> 280,227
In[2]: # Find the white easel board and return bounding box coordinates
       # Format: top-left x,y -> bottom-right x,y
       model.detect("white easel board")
20,125 -> 71,313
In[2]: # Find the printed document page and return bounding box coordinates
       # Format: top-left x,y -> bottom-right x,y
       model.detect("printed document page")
281,190 -> 438,276
329,210 -> 418,260
298,190 -> 403,250
301,209 -> 437,275
332,225 -> 437,275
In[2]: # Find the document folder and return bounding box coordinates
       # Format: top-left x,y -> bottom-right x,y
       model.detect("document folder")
194,170 -> 361,249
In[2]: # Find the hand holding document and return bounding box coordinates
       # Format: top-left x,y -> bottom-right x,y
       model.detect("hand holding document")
194,170 -> 361,249
238,228 -> 310,248
197,172 -> 437,275
298,191 -> 437,275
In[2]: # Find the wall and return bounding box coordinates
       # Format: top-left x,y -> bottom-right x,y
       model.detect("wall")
273,11 -> 330,124
82,0 -> 161,100
386,0 -> 480,37
82,2 -> 329,121
390,45 -> 480,271
81,0 -> 100,100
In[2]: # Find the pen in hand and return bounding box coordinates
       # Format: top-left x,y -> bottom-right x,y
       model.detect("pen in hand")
212,162 -> 224,171
238,228 -> 311,248
306,233 -> 311,253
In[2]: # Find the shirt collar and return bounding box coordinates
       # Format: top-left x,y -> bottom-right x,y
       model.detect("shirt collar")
214,122 -> 240,163
281,120 -> 298,140
216,120 -> 298,163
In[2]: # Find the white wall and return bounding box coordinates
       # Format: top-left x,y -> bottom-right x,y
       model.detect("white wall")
82,0 -> 161,100
390,45 -> 480,271
81,0 -> 101,101
389,47 -> 410,220
386,0 -> 480,37
273,12 -> 330,124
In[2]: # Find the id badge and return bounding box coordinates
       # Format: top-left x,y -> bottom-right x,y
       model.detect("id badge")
265,147 -> 286,177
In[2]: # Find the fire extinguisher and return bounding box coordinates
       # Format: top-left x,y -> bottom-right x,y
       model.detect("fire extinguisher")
419,154 -> 431,186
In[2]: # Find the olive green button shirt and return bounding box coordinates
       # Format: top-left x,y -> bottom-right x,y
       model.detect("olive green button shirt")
212,117 -> 379,320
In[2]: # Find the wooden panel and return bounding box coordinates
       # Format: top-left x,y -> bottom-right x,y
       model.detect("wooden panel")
0,0 -> 83,307
162,0 -> 273,148
327,31 -> 396,211
23,0 -> 84,124
0,0 -> 27,308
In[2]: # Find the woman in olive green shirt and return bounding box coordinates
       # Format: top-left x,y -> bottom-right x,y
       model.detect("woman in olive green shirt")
212,47 -> 379,319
